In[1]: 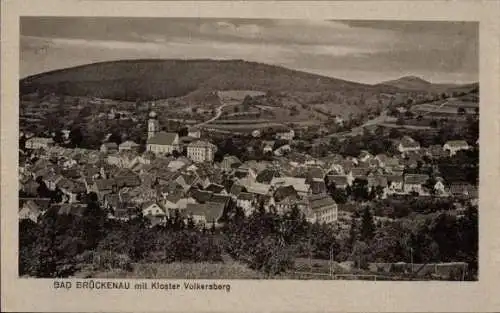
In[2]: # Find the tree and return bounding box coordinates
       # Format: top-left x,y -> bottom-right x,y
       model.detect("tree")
360,207 -> 375,242
80,193 -> 107,250
108,132 -> 122,146
69,127 -> 84,148
178,127 -> 188,137
351,178 -> 369,201
424,177 -> 437,195
53,130 -> 64,144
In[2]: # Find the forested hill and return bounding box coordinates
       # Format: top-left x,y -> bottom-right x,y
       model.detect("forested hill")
21,59 -> 399,101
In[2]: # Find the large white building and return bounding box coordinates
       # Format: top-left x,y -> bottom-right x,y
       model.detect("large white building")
187,140 -> 217,163
146,110 -> 181,155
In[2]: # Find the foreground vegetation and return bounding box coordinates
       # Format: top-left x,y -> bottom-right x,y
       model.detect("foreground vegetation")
19,193 -> 478,280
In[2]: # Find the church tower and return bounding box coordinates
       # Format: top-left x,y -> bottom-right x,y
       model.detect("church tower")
148,110 -> 159,140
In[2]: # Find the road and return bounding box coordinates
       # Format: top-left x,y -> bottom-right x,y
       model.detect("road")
193,100 -> 238,128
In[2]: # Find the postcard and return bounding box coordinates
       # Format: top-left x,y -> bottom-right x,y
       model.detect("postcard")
2,0 -> 500,312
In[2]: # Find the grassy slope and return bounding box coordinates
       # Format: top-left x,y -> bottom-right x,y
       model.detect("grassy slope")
77,261 -> 266,279
20,59 -> 376,101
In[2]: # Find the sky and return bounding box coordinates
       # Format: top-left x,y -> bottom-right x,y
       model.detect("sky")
20,18 -> 478,84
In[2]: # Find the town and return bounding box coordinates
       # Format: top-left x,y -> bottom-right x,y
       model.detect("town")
18,85 -> 479,281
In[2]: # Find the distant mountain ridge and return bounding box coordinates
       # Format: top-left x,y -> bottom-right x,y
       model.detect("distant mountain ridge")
20,59 -> 478,101
378,75 -> 478,93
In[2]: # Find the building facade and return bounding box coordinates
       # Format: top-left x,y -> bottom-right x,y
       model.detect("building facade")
187,140 -> 217,163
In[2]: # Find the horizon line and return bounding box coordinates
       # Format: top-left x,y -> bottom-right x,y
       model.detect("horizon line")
19,57 -> 479,86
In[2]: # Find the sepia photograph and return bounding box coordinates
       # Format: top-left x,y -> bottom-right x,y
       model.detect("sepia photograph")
17,17 -> 480,281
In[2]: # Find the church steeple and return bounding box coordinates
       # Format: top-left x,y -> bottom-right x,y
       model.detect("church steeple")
148,106 -> 159,140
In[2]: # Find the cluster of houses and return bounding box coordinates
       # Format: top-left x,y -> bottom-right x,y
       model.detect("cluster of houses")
19,108 -> 478,230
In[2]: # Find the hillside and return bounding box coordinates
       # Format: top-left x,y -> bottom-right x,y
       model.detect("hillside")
379,76 -> 433,90
378,76 -> 478,94
20,59 -> 383,101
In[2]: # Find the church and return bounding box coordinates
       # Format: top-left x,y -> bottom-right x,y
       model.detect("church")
146,109 -> 181,155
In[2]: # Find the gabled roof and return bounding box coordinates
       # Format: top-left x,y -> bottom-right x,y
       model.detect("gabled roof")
385,174 -> 404,183
444,140 -> 469,148
404,174 -> 429,185
102,142 -> 118,149
205,183 -> 225,194
367,175 -> 388,188
119,140 -> 139,148
185,202 -> 225,223
350,167 -> 371,177
399,136 -> 420,148
246,182 -> 271,195
237,192 -> 255,201
306,166 -> 325,180
188,140 -> 217,149
53,203 -> 86,216
309,195 -> 337,210
310,179 -> 327,194
326,175 -> 349,186
210,194 -> 231,206
274,185 -> 299,202
190,189 -> 214,203
94,179 -> 116,191
147,132 -> 178,145
229,184 -> 246,197
256,168 -> 282,184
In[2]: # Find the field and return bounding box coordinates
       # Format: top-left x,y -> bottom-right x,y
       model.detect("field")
76,261 -> 266,279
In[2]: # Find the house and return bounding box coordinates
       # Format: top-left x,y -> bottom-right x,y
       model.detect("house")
244,181 -> 271,196
190,189 -> 214,204
112,202 -> 139,221
443,140 -> 470,156
188,127 -> 202,139
262,141 -> 274,154
118,140 -> 140,153
205,183 -> 226,194
449,183 -> 478,199
275,129 -> 295,141
229,184 -> 246,199
100,142 -> 118,154
220,155 -> 242,172
306,194 -> 338,224
274,144 -> 292,156
386,175 -> 404,194
306,166 -> 325,184
142,202 -> 167,217
251,129 -> 261,138
187,140 -> 217,163
236,192 -> 255,216
426,145 -> 449,159
272,185 -> 301,214
367,175 -> 388,193
256,168 -> 282,184
57,178 -> 86,203
147,132 -> 181,155
403,174 -> 429,194
347,167 -> 371,185
19,199 -> 44,223
25,137 -> 54,150
92,179 -> 117,201
185,202 -> 225,227
54,203 -> 87,217
310,178 -> 327,195
397,136 -> 421,154
326,175 -> 349,190
358,151 -> 374,163
270,176 -> 310,197
434,177 -> 447,195
114,168 -> 142,188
